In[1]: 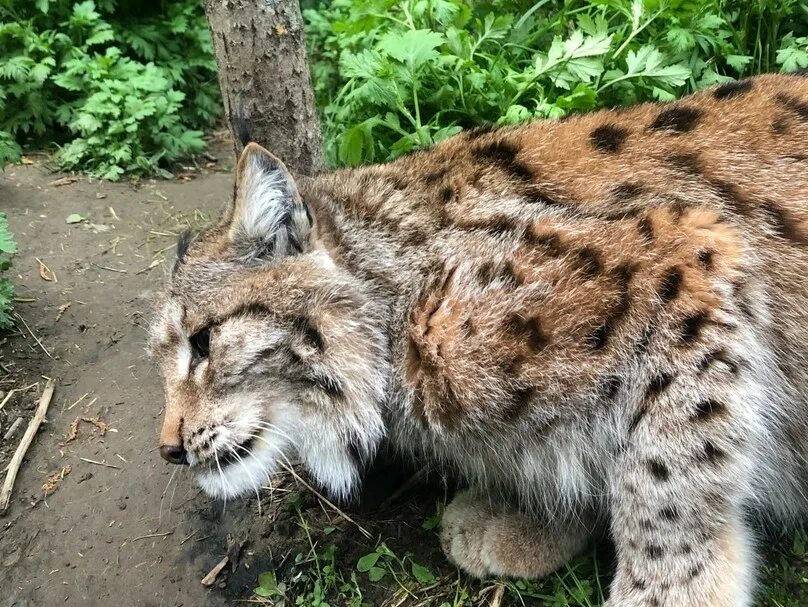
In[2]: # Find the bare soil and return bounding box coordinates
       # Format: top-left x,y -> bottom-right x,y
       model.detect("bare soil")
0,152 -> 445,607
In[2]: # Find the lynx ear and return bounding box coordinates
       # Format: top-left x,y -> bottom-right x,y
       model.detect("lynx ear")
229,142 -> 312,261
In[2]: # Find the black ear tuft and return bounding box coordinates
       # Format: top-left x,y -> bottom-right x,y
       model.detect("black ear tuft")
174,230 -> 193,274
231,98 -> 253,149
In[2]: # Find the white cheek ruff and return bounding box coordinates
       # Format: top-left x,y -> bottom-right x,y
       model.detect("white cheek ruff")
196,428 -> 287,499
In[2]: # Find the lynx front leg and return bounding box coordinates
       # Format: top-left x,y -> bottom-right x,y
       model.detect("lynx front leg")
440,491 -> 594,579
607,363 -> 759,607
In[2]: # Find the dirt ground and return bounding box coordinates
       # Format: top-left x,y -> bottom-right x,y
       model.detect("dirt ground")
0,151 -> 450,607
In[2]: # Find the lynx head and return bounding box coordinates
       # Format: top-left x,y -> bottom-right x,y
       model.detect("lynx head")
149,143 -> 388,501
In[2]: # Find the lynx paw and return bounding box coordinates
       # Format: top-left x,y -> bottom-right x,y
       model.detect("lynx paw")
440,492 -> 591,579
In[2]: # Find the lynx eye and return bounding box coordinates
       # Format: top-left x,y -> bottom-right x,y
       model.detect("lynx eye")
190,327 -> 211,361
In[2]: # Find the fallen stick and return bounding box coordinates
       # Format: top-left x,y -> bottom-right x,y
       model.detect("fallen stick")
200,556 -> 229,586
132,530 -> 174,542
0,379 -> 56,513
78,457 -> 121,470
14,313 -> 54,360
2,417 -> 24,442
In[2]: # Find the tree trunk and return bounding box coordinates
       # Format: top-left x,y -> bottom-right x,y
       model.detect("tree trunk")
203,0 -> 324,175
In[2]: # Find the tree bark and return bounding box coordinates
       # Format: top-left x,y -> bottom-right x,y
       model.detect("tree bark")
203,0 -> 324,175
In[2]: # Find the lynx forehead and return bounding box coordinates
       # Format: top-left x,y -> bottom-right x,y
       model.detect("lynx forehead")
150,73 -> 808,607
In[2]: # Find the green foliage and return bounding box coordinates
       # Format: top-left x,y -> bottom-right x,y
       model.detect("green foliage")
0,213 -> 16,329
305,0 -> 808,167
0,0 -> 219,178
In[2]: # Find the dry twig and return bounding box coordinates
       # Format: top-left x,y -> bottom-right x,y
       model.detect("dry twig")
14,313 -> 54,360
281,462 -> 372,539
201,556 -> 229,586
78,457 -> 121,470
0,378 -> 56,513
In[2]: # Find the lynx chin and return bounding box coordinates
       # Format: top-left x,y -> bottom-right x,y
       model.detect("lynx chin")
150,73 -> 808,606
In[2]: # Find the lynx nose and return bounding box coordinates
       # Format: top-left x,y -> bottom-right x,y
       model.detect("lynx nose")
159,443 -> 188,465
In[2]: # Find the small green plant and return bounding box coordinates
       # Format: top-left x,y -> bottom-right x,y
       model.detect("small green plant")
305,0 -> 808,167
0,0 -> 220,179
0,213 -> 16,329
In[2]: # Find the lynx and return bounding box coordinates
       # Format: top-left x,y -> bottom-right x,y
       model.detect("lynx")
150,73 -> 808,606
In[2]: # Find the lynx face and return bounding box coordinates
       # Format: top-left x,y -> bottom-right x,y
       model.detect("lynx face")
149,144 -> 388,501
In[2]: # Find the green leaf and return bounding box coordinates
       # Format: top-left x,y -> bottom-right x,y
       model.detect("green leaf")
356,552 -> 380,572
65,214 -> 87,224
410,562 -> 436,584
0,214 -> 16,255
378,29 -> 445,71
257,571 -> 278,592
367,566 -> 387,582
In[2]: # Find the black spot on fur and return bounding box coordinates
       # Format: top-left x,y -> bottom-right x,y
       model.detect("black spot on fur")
660,505 -> 679,521
647,459 -> 670,481
700,440 -> 727,464
602,375 -> 622,400
712,179 -> 753,216
713,79 -> 752,100
590,124 -> 628,153
693,399 -> 727,422
587,263 -> 634,350
630,575 -> 648,591
760,200 -> 806,244
521,185 -> 567,209
645,372 -> 673,399
474,140 -> 533,182
650,106 -> 702,133
687,563 -> 704,580
771,116 -> 790,134
697,249 -> 714,270
679,311 -> 709,345
612,182 -> 645,200
424,166 -> 449,184
637,216 -> 654,242
775,93 -> 808,121
526,231 -> 564,257
439,186 -> 454,203
503,386 -> 535,420
645,544 -> 664,560
294,316 -> 325,352
668,151 -> 702,174
658,267 -> 683,302
697,348 -> 739,375
586,323 -> 609,350
506,315 -> 548,352
573,247 -> 603,278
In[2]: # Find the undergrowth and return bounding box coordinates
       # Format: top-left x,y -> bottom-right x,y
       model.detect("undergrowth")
0,213 -> 15,329
0,0 -> 219,179
305,0 -> 808,167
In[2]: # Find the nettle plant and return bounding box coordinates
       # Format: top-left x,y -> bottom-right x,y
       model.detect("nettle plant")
0,0 -> 219,178
305,0 -> 808,167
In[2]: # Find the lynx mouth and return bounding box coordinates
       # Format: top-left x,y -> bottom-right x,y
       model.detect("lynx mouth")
195,427 -> 288,499
216,435 -> 258,467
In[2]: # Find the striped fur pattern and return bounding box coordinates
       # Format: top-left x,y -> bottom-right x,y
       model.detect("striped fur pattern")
150,73 -> 808,606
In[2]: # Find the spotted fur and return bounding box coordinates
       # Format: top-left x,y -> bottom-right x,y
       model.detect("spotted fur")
150,74 -> 808,607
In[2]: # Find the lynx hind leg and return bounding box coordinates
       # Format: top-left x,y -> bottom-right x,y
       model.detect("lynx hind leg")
440,491 -> 593,579
607,334 -> 766,607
